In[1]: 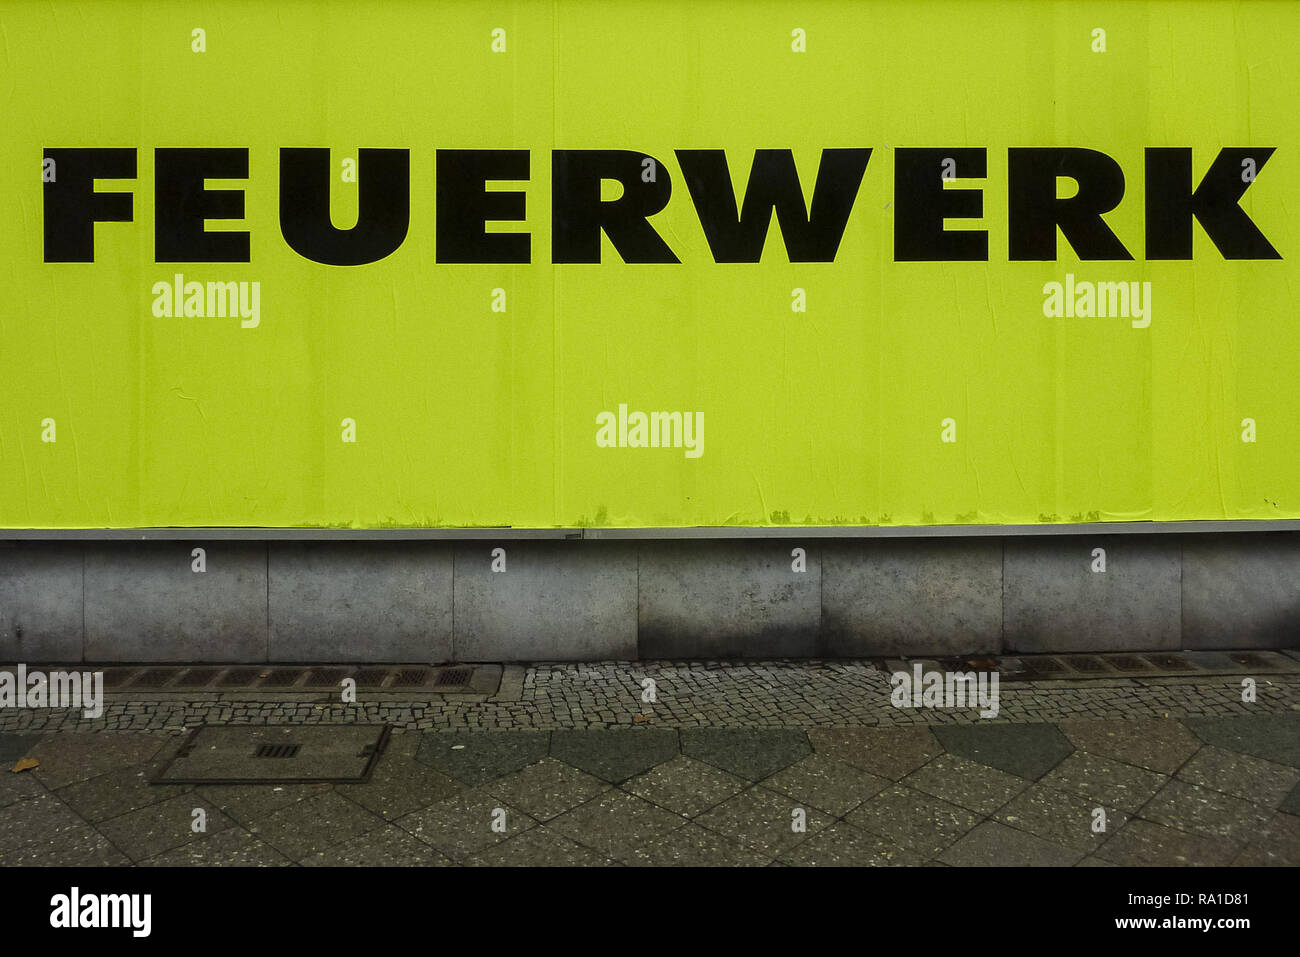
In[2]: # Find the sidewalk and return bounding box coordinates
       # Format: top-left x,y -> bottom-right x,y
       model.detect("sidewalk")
0,658 -> 1297,866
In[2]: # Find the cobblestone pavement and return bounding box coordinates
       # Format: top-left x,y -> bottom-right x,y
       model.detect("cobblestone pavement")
2,659 -> 1298,733
0,660 -> 1297,866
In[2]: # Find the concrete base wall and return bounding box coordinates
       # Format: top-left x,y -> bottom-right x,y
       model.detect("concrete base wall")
1,533 -> 1297,662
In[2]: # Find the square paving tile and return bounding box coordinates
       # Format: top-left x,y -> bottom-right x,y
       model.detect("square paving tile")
931,722 -> 1074,780
548,729 -> 679,783
1057,718 -> 1200,774
780,822 -> 925,866
1038,751 -> 1167,812
142,828 -> 293,867
485,758 -> 610,822
761,753 -> 890,816
680,728 -> 811,781
97,793 -> 237,863
1229,811 -> 1300,866
195,782 -> 330,827
993,782 -> 1129,853
694,786 -> 834,857
303,824 -> 454,866
806,727 -> 940,779
549,790 -> 687,861
28,733 -> 170,790
615,822 -> 773,867
1175,746 -> 1300,807
56,762 -> 191,823
1095,819 -> 1240,866
395,790 -> 535,861
622,756 -> 747,819
1184,715 -> 1300,769
939,820 -> 1083,866
902,753 -> 1027,815
243,790 -> 384,862
1140,779 -> 1273,844
415,731 -> 550,786
464,826 -> 616,867
845,784 -> 981,858
0,823 -> 131,866
334,754 -> 465,820
0,733 -> 40,765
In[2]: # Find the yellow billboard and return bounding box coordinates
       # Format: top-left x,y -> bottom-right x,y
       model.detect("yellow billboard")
1,0 -> 1297,528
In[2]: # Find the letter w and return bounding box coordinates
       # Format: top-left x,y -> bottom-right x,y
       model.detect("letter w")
675,149 -> 871,262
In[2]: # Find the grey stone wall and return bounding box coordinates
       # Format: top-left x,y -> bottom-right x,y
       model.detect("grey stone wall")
0,532 -> 1296,662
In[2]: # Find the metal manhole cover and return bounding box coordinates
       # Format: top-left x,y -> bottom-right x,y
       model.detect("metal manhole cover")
434,667 -> 473,688
154,725 -> 390,784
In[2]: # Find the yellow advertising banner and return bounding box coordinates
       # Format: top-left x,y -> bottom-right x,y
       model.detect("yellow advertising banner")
1,0 -> 1297,528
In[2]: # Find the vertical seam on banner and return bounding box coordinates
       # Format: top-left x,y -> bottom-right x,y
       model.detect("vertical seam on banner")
451,546 -> 457,662
1000,538 -> 1006,648
265,543 -> 270,661
80,545 -> 87,661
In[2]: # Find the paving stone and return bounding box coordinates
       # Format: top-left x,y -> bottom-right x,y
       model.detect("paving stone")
395,790 -> 534,861
846,785 -> 981,858
465,826 -> 616,867
548,729 -> 679,783
28,732 -> 170,789
55,762 -> 190,823
1140,779 -> 1274,844
142,827 -> 293,867
780,822 -> 925,867
0,764 -> 47,809
615,822 -> 772,866
335,754 -> 465,820
940,820 -> 1083,866
807,727 -> 941,779
1057,717 -> 1200,774
621,756 -> 747,819
1175,745 -> 1300,807
1229,811 -> 1300,866
244,790 -> 384,862
1184,714 -> 1300,769
0,823 -> 131,866
695,786 -> 834,857
680,728 -> 811,781
931,722 -> 1074,780
97,793 -> 237,863
304,824 -> 453,867
1095,819 -> 1240,867
195,783 -> 330,827
415,730 -> 550,786
485,758 -> 610,821
993,782 -> 1129,853
0,733 -> 40,765
1038,751 -> 1168,812
902,754 -> 1027,815
761,753 -> 890,816
549,789 -> 687,861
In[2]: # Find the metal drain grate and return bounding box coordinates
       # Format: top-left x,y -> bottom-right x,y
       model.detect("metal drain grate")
392,668 -> 430,687
132,668 -> 176,688
1107,656 -> 1149,672
254,743 -> 300,759
178,669 -> 219,687
305,668 -> 347,687
260,669 -> 305,687
434,666 -> 473,688
1061,656 -> 1111,673
352,669 -> 390,687
1144,653 -> 1194,671
218,668 -> 260,687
